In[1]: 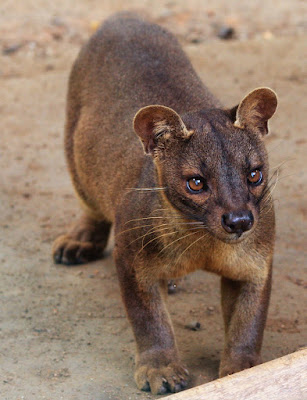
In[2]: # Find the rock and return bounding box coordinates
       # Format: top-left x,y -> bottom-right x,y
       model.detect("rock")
262,30 -> 274,40
217,26 -> 235,40
158,9 -> 174,19
185,321 -> 201,331
50,16 -> 65,27
45,64 -> 55,71
206,306 -> 215,315
189,36 -> 202,44
90,20 -> 100,32
2,43 -> 23,55
168,280 -> 178,294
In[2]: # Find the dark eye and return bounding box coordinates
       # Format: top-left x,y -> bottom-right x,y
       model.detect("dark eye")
247,169 -> 263,186
187,177 -> 206,193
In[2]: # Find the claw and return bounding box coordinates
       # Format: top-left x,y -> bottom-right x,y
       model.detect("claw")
135,362 -> 189,395
157,385 -> 168,395
141,381 -> 150,392
174,384 -> 182,392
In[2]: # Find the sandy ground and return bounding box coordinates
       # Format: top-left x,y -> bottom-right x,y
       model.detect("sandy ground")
1,1 -> 306,399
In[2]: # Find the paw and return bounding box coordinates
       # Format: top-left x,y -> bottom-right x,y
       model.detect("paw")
135,362 -> 189,395
52,235 -> 103,265
219,353 -> 262,377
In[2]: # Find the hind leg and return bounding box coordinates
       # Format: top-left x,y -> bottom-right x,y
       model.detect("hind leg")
52,214 -> 112,265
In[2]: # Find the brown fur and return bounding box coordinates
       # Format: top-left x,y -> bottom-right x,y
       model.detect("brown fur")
52,13 -> 278,395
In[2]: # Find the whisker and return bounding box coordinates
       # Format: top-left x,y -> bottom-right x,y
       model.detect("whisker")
132,222 -> 206,248
273,172 -> 301,183
126,187 -> 167,192
174,233 -> 208,267
270,158 -> 295,171
133,230 -> 178,261
125,215 -> 204,226
120,220 -> 204,236
141,226 -> 173,248
267,168 -> 280,196
127,226 -> 173,247
157,230 -> 200,255
261,203 -> 274,217
124,215 -> 185,225
260,169 -> 299,209
267,140 -> 286,155
261,159 -> 301,204
168,227 -> 210,259
257,169 -> 279,204
116,223 -> 163,237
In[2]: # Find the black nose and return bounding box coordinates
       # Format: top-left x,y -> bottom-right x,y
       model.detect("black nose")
221,210 -> 254,235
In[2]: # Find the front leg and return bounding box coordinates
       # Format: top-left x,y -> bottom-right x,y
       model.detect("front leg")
114,252 -> 189,395
219,268 -> 272,377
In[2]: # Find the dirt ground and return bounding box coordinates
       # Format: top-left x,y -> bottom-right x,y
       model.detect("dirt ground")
1,1 -> 306,399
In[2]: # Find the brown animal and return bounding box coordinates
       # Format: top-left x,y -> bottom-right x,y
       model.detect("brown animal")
52,13 -> 278,395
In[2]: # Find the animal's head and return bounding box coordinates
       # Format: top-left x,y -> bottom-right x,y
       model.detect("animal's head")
133,88 -> 278,243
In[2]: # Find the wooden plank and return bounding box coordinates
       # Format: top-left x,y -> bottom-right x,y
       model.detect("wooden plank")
167,349 -> 307,400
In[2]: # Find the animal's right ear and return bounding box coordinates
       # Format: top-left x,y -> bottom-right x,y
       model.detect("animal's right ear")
133,105 -> 193,155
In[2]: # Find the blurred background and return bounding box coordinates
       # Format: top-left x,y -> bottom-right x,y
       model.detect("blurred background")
1,1 -> 306,399
1,0 -> 306,69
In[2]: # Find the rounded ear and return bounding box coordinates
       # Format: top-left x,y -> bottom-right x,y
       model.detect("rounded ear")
234,87 -> 278,136
133,105 -> 193,155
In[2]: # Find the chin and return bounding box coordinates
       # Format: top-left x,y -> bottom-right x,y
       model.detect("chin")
214,230 -> 253,245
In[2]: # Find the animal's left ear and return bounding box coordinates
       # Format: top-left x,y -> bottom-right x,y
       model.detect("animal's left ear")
230,87 -> 278,136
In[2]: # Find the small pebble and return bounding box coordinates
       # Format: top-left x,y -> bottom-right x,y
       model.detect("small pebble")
45,64 -> 55,71
2,43 -> 23,55
90,20 -> 100,32
217,26 -> 235,40
185,321 -> 201,331
33,328 -> 47,333
206,306 -> 215,315
262,30 -> 274,40
189,36 -> 202,44
50,16 -> 65,27
159,9 -> 173,19
168,280 -> 177,294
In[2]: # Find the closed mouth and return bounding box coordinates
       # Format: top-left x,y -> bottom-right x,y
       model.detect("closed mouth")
219,230 -> 251,244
